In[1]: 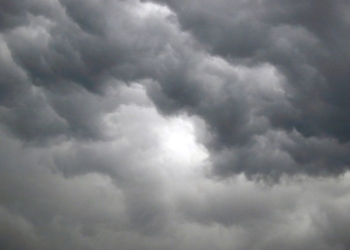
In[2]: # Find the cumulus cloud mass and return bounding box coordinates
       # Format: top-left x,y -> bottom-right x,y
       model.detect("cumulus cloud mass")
1,0 -> 350,249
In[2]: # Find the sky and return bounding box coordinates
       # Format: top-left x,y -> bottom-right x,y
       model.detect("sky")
1,0 -> 350,249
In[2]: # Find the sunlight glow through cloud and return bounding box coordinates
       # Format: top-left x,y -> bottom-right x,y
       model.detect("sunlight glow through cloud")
158,116 -> 208,170
2,0 -> 350,249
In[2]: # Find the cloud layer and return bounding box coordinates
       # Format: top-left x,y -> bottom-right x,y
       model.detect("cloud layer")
1,0 -> 350,249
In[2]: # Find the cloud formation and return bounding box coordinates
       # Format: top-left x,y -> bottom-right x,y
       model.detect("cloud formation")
1,0 -> 350,249
145,0 -> 350,178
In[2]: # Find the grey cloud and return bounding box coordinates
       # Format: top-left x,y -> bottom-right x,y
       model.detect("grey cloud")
0,0 -> 194,142
0,0 -> 30,31
185,1 -> 348,138
176,175 -> 350,250
209,130 -> 350,180
142,0 -> 350,178
59,0 -> 108,35
3,119 -> 350,250
2,1 -> 350,250
0,89 -> 67,143
0,102 -> 183,248
1,0 -> 349,177
0,207 -> 44,250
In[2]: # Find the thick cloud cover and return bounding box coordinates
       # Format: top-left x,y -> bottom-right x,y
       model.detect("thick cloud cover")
145,0 -> 350,178
1,0 -> 350,249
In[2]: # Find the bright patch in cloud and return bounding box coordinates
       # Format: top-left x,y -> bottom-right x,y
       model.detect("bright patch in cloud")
159,116 -> 208,168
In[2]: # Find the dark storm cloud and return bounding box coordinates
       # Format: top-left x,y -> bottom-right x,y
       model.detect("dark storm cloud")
2,1 -> 350,250
209,130 -> 350,180
166,0 -> 349,139
143,0 -> 350,178
0,0 -> 175,142
0,0 -> 31,31
0,0 -> 349,176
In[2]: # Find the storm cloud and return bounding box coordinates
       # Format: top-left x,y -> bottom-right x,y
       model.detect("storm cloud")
1,0 -> 350,249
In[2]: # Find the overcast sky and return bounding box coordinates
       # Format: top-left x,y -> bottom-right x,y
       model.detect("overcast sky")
1,0 -> 350,249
